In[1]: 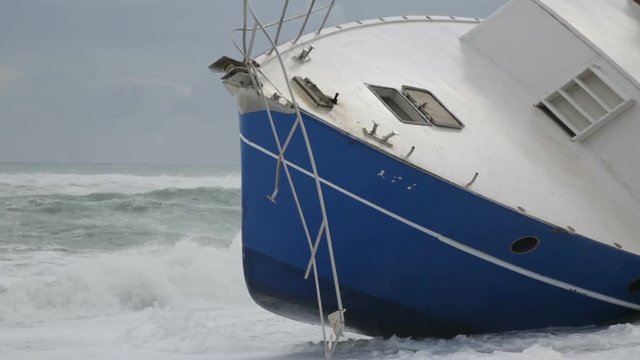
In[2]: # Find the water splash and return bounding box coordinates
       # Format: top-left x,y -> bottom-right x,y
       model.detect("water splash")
0,238 -> 248,323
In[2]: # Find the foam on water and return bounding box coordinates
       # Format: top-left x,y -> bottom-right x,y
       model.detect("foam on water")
3,240 -> 640,360
0,172 -> 240,197
0,234 -> 327,359
2,164 -> 640,359
0,239 -> 248,323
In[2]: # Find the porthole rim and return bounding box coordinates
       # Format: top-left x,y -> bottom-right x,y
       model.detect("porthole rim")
509,236 -> 541,255
629,278 -> 640,294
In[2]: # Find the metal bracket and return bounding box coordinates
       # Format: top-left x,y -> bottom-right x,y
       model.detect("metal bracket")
221,67 -> 261,95
465,172 -> 479,188
403,91 -> 434,123
295,45 -> 314,63
210,56 -> 262,95
404,145 -> 415,159
208,56 -> 259,73
292,76 -> 337,109
362,122 -> 396,147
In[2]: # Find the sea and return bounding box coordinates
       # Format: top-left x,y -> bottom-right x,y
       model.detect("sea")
1,162 -> 640,360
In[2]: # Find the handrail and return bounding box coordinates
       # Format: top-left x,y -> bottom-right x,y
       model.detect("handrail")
242,2 -> 248,59
293,0 -> 317,43
232,3 -> 332,32
234,0 -> 335,60
246,21 -> 259,62
269,0 -> 290,54
317,0 -> 336,34
237,1 -> 344,358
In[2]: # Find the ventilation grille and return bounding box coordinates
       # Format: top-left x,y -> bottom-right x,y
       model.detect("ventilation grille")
541,68 -> 635,141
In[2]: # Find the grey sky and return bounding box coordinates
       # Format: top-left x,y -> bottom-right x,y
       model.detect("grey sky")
0,0 -> 507,165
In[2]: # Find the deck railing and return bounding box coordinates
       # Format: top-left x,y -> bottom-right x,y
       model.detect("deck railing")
232,0 -> 336,61
231,2 -> 344,359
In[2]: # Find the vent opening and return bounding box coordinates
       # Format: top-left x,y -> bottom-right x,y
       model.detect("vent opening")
510,236 -> 540,254
536,103 -> 576,137
540,67 -> 635,141
630,278 -> 640,294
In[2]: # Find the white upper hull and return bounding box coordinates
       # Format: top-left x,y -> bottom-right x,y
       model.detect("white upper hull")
248,1 -> 640,254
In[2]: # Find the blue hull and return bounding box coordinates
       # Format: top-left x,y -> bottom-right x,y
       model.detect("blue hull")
239,108 -> 640,337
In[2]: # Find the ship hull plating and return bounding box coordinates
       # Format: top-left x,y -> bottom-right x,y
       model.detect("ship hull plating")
239,108 -> 640,337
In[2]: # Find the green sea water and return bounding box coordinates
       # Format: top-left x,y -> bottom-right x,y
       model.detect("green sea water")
0,162 -> 241,251
2,162 -> 640,360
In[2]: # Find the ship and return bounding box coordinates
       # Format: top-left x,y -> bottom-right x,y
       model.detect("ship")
210,0 -> 640,352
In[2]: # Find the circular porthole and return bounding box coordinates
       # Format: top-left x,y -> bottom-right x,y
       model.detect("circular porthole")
629,279 -> 640,294
510,236 -> 540,254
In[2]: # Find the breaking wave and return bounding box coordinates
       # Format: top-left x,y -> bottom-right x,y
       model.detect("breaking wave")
3,187 -> 241,214
0,237 -> 248,323
0,172 -> 240,197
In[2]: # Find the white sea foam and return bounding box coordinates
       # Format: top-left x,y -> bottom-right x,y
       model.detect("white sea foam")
2,169 -> 640,359
0,234 -> 327,359
0,238 -> 248,323
2,236 -> 640,359
0,173 -> 240,197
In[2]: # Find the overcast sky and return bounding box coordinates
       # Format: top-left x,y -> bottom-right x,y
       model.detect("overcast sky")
0,0 -> 508,165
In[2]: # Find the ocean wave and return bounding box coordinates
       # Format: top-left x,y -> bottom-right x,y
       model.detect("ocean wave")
0,172 -> 241,197
3,187 -> 240,213
141,187 -> 241,206
3,239 -> 640,359
0,236 -> 248,323
0,185 -> 241,253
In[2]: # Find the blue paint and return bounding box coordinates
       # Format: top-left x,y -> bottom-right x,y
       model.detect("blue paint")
239,108 -> 640,337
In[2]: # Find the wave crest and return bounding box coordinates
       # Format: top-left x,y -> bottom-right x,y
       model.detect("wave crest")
0,237 -> 248,323
0,172 -> 241,197
4,187 -> 241,214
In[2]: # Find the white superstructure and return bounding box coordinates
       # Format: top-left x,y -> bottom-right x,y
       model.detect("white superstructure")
251,0 -> 640,252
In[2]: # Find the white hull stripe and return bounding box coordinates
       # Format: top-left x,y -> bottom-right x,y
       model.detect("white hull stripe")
240,134 -> 640,311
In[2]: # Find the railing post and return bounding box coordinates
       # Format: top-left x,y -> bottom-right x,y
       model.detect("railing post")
269,0 -> 290,54
317,0 -> 335,34
244,2 -> 345,356
247,20 -> 259,59
242,0 -> 249,61
294,0 -> 317,44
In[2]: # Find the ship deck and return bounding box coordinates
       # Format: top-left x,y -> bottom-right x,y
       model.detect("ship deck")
253,16 -> 640,254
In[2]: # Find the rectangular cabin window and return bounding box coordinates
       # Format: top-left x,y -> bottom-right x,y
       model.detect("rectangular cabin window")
402,86 -> 464,129
367,85 -> 429,125
540,67 -> 635,141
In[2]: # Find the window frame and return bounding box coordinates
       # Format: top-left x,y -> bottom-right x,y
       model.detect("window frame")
401,85 -> 464,129
366,84 -> 430,126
